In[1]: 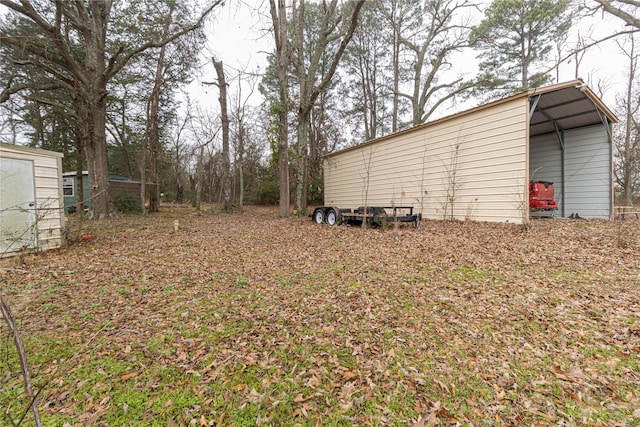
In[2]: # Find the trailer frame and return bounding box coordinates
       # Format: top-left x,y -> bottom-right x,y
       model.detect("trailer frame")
311,206 -> 421,228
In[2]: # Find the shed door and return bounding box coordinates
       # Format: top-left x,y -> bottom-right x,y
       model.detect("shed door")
0,157 -> 37,253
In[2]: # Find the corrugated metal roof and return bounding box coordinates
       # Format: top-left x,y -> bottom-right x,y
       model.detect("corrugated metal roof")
528,80 -> 618,137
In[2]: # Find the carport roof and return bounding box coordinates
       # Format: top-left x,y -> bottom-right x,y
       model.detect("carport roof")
527,79 -> 618,137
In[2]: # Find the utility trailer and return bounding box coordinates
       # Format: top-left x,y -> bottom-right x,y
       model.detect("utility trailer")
311,206 -> 421,228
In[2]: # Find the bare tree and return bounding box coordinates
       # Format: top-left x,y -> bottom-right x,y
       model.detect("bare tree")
106,86 -> 137,180
231,68 -> 259,213
442,140 -> 462,220
169,97 -> 191,203
387,0 -> 418,133
143,4 -> 179,214
360,146 -> 375,228
213,57 -> 232,212
290,0 -> 365,215
614,33 -> 640,205
186,105 -> 220,211
396,0 -> 476,126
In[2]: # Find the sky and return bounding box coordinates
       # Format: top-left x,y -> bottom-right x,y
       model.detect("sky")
0,1 -> 632,145
186,0 -> 634,123
187,1 -> 272,109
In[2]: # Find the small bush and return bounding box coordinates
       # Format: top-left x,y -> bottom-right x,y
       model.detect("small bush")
112,193 -> 139,213
248,177 -> 279,205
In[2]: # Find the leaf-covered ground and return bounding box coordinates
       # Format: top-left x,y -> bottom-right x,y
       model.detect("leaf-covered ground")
1,205 -> 639,426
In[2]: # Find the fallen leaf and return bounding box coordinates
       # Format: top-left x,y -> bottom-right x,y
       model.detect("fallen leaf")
120,371 -> 137,381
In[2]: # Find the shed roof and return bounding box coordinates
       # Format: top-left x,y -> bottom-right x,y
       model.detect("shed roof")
0,141 -> 64,158
527,80 -> 618,137
327,79 -> 618,158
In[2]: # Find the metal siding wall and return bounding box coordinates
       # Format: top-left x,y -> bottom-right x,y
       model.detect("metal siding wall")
564,126 -> 611,219
0,144 -> 64,253
32,154 -> 64,251
324,98 -> 529,223
529,133 -> 563,213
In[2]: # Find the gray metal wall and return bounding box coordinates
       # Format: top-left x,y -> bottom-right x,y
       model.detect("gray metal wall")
529,125 -> 611,219
564,126 -> 611,219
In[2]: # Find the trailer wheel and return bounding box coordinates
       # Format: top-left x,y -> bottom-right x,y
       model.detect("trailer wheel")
313,208 -> 325,224
326,208 -> 339,226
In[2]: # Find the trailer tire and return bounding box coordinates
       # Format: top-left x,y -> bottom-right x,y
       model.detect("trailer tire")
326,208 -> 339,226
313,208 -> 325,224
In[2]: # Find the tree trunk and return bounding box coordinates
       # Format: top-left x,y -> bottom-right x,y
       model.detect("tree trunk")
622,36 -> 637,206
269,0 -> 290,218
140,130 -> 147,214
213,58 -> 232,212
81,1 -> 111,220
295,114 -> 310,214
237,121 -> 245,214
145,9 -> 174,214
85,96 -> 111,219
73,100 -> 87,213
195,145 -> 205,211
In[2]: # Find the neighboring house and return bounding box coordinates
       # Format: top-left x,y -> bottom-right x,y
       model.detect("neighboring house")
323,80 -> 618,224
63,171 -> 150,214
0,142 -> 65,256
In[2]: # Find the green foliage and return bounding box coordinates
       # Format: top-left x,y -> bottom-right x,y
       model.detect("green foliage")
248,171 -> 279,205
307,178 -> 323,204
471,0 -> 572,92
112,193 -> 139,213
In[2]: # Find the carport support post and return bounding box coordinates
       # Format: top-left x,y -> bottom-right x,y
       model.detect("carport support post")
529,95 -> 541,119
554,124 -> 566,218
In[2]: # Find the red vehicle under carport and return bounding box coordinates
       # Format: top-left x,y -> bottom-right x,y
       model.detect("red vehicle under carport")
529,181 -> 558,212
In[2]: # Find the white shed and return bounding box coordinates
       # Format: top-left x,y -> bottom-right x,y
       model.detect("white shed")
323,80 -> 618,224
0,142 -> 65,256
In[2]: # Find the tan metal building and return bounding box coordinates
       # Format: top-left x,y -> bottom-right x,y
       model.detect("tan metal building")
323,80 -> 618,224
1,142 -> 65,255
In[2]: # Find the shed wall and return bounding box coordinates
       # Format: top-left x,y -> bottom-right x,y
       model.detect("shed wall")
324,98 -> 530,223
0,144 -> 64,254
564,126 -> 611,218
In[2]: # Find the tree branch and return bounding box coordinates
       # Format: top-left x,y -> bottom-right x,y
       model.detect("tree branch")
0,295 -> 42,427
592,0 -> 640,28
104,0 -> 223,80
309,0 -> 365,109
